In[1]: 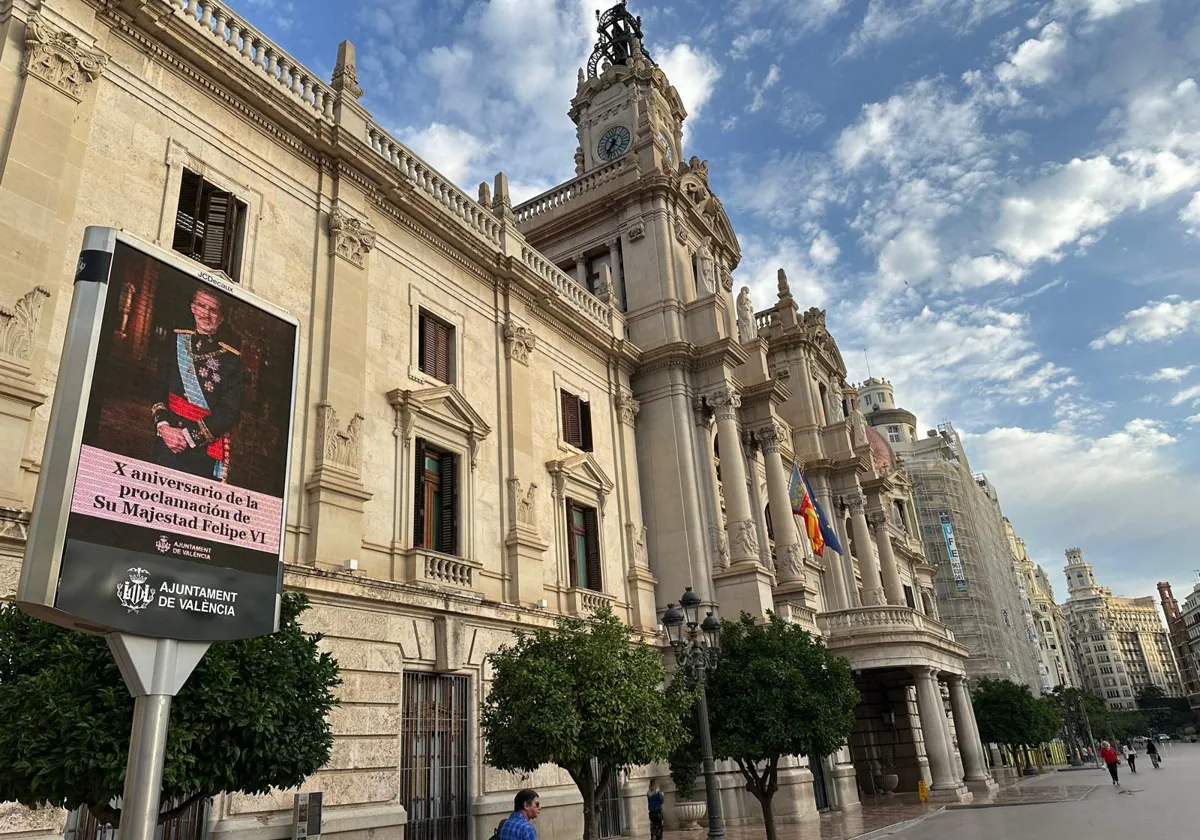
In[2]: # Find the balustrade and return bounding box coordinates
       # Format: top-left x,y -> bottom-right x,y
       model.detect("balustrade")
520,246 -> 613,329
513,158 -> 629,224
168,0 -> 336,120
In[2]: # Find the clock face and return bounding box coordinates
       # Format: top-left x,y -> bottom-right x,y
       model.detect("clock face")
658,130 -> 674,162
597,125 -> 632,161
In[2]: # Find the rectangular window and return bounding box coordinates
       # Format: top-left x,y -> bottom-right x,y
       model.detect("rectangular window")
887,424 -> 901,443
172,168 -> 246,281
413,438 -> 457,555
566,499 -> 601,592
418,310 -> 454,384
903,585 -> 915,610
560,390 -> 593,451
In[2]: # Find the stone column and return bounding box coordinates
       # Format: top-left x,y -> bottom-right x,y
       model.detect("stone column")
847,493 -> 885,606
868,510 -> 905,606
912,668 -> 961,796
811,480 -> 849,610
709,388 -> 759,566
833,508 -> 859,606
948,676 -> 997,790
757,425 -> 805,584
607,238 -> 625,309
573,252 -> 588,291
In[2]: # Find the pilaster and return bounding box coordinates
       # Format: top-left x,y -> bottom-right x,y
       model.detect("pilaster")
502,319 -> 547,605
0,8 -> 106,506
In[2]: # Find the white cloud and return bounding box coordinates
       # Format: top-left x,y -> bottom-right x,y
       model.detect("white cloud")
808,230 -> 840,266
966,415 -> 1199,599
730,28 -> 770,59
657,43 -> 722,141
747,64 -> 781,113
845,0 -> 1014,56
1051,0 -> 1158,23
1090,296 -> 1200,348
877,228 -> 941,290
1188,414 -> 1200,424
1181,192 -> 1200,235
1140,365 -> 1196,382
399,122 -> 495,185
994,21 -> 1067,89
735,234 -> 831,311
1170,384 -> 1200,407
947,255 -> 1026,289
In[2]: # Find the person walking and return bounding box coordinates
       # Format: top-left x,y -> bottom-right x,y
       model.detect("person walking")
1100,741 -> 1121,785
497,790 -> 540,840
1124,741 -> 1137,773
647,780 -> 665,840
1146,738 -> 1161,769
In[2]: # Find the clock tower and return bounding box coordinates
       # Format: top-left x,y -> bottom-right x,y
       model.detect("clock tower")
570,2 -> 683,176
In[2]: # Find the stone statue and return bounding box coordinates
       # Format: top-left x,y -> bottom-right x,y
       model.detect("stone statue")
695,238 -> 716,295
736,286 -> 757,342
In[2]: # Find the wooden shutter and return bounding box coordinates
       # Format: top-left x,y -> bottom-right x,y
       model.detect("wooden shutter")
561,391 -> 581,447
434,320 -> 451,383
172,170 -> 203,257
439,452 -> 457,555
200,189 -> 233,271
413,438 -> 426,548
566,502 -> 579,588
583,507 -> 601,592
420,313 -> 437,377
579,399 -> 593,451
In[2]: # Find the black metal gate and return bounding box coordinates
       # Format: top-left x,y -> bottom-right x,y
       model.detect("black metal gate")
810,756 -> 830,811
64,799 -> 207,840
590,759 -> 623,839
401,672 -> 471,840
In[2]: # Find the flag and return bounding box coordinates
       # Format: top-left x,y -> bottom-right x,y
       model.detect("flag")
789,462 -> 824,557
802,471 -> 845,555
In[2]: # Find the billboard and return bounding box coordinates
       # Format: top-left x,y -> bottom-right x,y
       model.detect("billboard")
19,227 -> 299,641
938,511 -> 968,594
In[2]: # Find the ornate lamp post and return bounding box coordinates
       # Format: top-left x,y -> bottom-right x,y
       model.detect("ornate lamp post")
662,587 -> 724,840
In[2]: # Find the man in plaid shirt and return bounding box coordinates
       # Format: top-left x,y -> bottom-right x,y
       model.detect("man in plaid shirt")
497,789 -> 540,840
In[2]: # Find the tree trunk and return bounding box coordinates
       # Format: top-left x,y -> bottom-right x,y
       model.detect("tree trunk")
759,791 -> 777,840
580,783 -> 598,840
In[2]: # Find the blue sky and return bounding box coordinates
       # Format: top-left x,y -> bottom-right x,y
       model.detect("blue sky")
236,0 -> 1200,605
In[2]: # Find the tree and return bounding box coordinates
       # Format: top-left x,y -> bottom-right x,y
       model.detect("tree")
480,607 -> 689,840
667,697 -> 703,801
0,593 -> 340,826
705,614 -> 858,840
973,678 -> 1038,770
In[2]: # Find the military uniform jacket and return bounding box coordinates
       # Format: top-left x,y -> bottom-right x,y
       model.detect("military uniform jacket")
152,328 -> 245,481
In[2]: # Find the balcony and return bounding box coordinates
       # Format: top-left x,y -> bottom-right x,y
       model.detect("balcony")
402,548 -> 482,593
566,587 -> 616,616
818,606 -> 968,672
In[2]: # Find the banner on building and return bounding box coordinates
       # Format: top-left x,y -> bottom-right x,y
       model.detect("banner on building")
19,227 -> 299,641
938,511 -> 968,593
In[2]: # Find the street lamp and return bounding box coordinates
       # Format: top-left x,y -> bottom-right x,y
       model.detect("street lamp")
662,588 -> 724,840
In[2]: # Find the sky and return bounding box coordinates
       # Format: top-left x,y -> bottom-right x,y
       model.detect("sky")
234,0 -> 1200,606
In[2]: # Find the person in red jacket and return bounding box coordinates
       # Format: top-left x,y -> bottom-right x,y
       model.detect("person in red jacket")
1100,741 -> 1120,785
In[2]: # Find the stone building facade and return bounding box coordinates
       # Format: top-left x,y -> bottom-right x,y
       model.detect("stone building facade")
0,2 -> 994,839
1028,563 -> 1079,690
1063,550 -> 1181,710
1158,581 -> 1200,712
859,382 -> 1044,690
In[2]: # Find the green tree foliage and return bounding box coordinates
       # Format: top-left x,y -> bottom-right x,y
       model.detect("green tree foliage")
0,593 -> 340,826
973,678 -> 1054,770
667,696 -> 703,801
1031,697 -> 1063,747
480,607 -> 689,840
705,614 -> 858,840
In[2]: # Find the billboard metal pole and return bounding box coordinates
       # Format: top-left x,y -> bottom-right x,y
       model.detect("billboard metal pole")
108,634 -> 210,840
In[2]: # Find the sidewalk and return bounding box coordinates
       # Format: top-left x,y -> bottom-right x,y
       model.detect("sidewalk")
656,794 -> 942,840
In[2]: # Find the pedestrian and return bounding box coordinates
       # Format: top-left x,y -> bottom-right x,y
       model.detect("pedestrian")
1146,738 -> 1161,769
1100,740 -> 1120,785
497,789 -> 540,840
1124,741 -> 1137,773
647,779 -> 665,840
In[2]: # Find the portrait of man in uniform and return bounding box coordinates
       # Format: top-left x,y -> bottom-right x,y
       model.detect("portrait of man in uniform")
150,288 -> 245,482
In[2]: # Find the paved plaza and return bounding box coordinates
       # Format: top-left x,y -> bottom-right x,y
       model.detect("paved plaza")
654,743 -> 1199,840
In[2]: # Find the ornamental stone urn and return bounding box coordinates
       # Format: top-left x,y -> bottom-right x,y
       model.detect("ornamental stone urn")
674,800 -> 706,830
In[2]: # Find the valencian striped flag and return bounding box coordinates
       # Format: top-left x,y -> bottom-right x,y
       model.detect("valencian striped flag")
803,470 -> 844,555
789,462 -> 825,556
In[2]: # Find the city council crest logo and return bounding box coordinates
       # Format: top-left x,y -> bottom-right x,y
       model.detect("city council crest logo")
155,535 -> 172,554
116,567 -> 156,614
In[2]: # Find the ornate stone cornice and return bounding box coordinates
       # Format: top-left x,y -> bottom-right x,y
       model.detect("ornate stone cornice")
329,204 -> 376,268
503,320 -> 537,365
615,390 -> 640,426
21,13 -> 108,102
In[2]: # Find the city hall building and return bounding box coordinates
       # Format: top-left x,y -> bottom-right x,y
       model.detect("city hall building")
0,2 -> 994,839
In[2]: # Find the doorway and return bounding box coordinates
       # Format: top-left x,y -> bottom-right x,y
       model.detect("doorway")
401,672 -> 471,840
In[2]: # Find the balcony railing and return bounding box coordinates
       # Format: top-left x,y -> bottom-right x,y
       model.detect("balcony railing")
567,587 -> 616,616
819,605 -> 957,642
403,548 -> 482,591
512,158 -> 630,225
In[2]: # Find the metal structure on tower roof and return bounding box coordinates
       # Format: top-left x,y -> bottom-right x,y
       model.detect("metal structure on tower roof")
587,1 -> 655,77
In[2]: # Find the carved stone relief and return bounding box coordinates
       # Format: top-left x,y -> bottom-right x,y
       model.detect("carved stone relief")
706,387 -> 742,421
0,285 -> 51,364
626,522 -> 648,568
783,542 -> 804,577
730,518 -> 759,557
710,526 -> 729,569
508,477 -> 538,529
616,391 -> 640,426
329,205 -> 376,268
503,321 -> 537,365
627,221 -> 646,241
316,402 -> 364,476
21,14 -> 107,102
